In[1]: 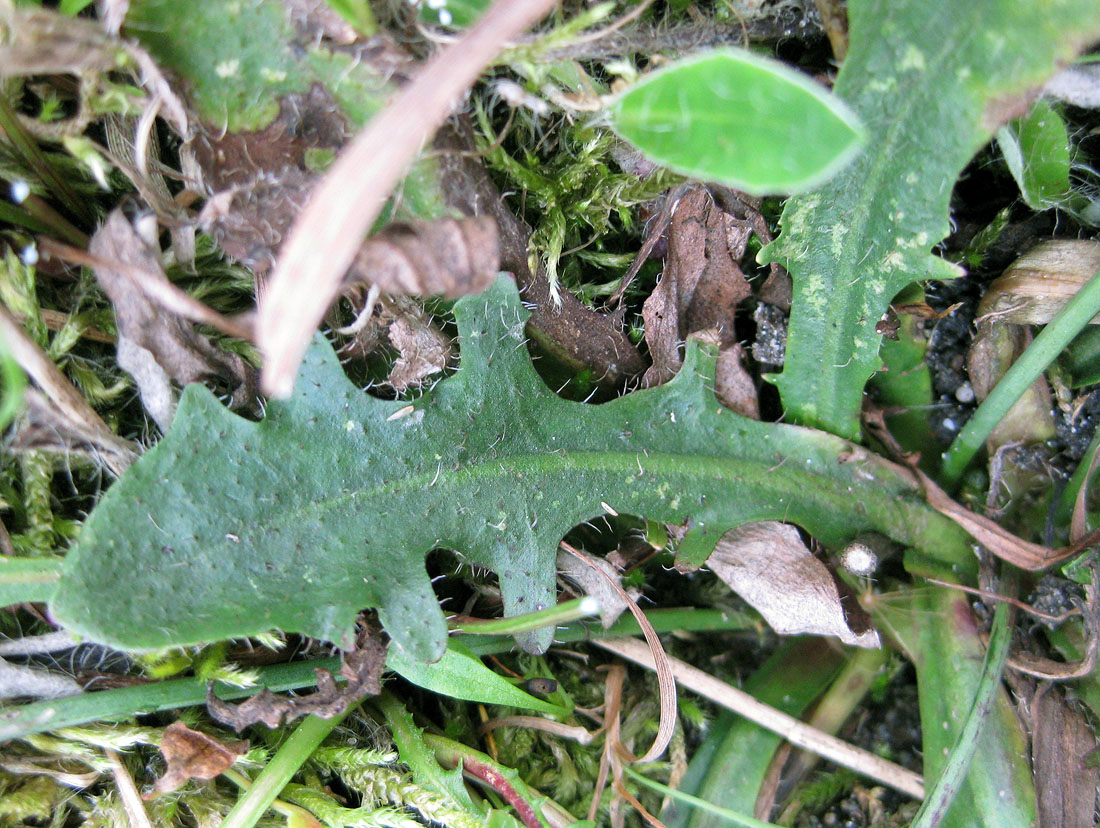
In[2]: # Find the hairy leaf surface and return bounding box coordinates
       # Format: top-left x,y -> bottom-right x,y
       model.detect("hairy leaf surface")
760,0 -> 1100,439
51,278 -> 969,661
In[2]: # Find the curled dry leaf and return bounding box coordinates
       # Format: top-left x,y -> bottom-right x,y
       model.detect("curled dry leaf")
381,295 -> 453,392
0,306 -> 136,476
206,632 -> 387,731
560,542 -> 675,764
9,389 -> 137,474
706,522 -> 880,648
0,7 -> 121,76
150,721 -> 248,796
967,322 -> 1055,448
641,187 -> 758,418
349,216 -> 499,300
978,239 -> 1100,326
556,548 -> 639,629
89,210 -> 257,429
915,467 -> 1082,570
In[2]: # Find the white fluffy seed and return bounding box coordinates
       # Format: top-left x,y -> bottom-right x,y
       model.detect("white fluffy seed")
839,542 -> 879,577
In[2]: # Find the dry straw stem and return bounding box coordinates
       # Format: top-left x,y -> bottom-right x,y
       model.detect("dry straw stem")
595,636 -> 927,801
258,0 -> 559,398
105,748 -> 153,828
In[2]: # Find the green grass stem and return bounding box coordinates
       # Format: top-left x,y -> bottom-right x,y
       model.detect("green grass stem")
941,267 -> 1100,488
0,608 -> 751,740
909,600 -> 1011,828
624,766 -> 781,828
449,596 -> 599,635
0,657 -> 342,741
221,706 -> 356,828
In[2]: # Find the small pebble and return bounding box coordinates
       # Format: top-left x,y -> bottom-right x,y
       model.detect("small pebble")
955,382 -> 975,403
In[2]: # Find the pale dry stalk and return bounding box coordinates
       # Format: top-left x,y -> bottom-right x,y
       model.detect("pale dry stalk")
258,0 -> 559,398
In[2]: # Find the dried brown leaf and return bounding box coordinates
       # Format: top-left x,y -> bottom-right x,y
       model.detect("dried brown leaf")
560,542 -> 676,764
714,343 -> 759,419
915,468 -> 1080,570
556,548 -> 639,629
0,7 -> 119,75
88,210 -> 257,428
150,721 -> 248,795
640,188 -> 757,416
206,632 -> 387,731
0,307 -> 136,476
706,522 -> 880,648
966,320 -> 1054,448
350,216 -> 499,299
9,389 -> 136,473
381,295 -> 453,391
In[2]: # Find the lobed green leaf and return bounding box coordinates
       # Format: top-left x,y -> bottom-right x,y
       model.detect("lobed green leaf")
50,277 -> 971,663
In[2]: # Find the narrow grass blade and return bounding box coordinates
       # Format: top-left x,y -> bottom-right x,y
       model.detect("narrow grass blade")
663,638 -> 844,828
627,766 -> 780,828
909,601 -> 1011,828
222,706 -> 356,828
0,557 -> 61,606
872,586 -> 1037,828
941,267 -> 1100,488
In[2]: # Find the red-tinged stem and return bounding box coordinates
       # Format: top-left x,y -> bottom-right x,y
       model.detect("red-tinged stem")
423,734 -> 549,828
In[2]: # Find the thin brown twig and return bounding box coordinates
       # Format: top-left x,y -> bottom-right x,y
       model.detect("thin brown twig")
925,578 -> 1082,624
105,748 -> 153,828
1006,556 -> 1099,681
478,715 -> 596,744
257,0 -> 559,398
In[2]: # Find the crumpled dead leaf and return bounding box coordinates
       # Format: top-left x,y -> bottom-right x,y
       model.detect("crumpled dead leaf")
556,548 -> 639,628
206,633 -> 387,731
148,721 -> 248,796
642,187 -> 757,418
967,319 -> 1055,449
382,295 -> 453,391
706,522 -> 880,648
349,216 -> 499,299
89,209 -> 257,429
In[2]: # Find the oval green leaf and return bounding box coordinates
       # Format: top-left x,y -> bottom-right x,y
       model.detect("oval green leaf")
607,49 -> 864,195
387,638 -> 570,716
